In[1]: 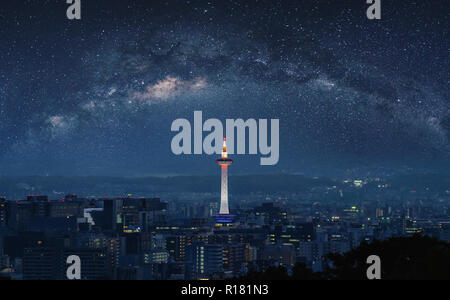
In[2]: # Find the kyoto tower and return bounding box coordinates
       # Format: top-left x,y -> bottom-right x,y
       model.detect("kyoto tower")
214,138 -> 234,224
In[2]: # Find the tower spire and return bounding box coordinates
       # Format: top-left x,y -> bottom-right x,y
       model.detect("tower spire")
222,138 -> 228,158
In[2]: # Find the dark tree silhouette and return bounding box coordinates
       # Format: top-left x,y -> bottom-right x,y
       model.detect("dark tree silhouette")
325,235 -> 450,280
239,263 -> 322,280
240,266 -> 290,280
292,263 -> 323,280
239,236 -> 450,280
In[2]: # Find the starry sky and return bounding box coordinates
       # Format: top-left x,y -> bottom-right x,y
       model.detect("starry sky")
0,0 -> 449,177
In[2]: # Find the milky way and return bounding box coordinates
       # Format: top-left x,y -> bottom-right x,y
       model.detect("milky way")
0,0 -> 449,176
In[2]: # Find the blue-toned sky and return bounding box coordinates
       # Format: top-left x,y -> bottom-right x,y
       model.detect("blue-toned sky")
0,0 -> 449,176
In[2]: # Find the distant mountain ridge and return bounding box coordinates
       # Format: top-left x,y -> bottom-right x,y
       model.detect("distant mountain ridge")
0,174 -> 336,199
0,173 -> 448,199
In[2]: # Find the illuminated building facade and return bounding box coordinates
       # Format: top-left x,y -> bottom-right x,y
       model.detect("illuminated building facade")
0,198 -> 7,227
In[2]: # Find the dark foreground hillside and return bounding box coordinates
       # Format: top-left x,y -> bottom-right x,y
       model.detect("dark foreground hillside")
241,236 -> 450,280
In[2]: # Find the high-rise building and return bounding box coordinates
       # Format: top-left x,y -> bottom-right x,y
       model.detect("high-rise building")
214,138 -> 234,224
0,254 -> 10,271
23,246 -> 110,280
223,243 -> 246,275
186,243 -> 223,279
7,201 -> 33,231
103,199 -> 117,231
166,235 -> 188,262
64,249 -> 110,280
49,201 -> 84,218
261,245 -> 296,267
0,198 -> 7,227
114,197 -> 167,232
23,247 -> 61,280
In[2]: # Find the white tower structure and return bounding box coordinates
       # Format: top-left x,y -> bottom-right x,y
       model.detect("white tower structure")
216,138 -> 233,216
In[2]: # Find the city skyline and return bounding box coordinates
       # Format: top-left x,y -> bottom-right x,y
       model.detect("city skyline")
1,172 -> 449,280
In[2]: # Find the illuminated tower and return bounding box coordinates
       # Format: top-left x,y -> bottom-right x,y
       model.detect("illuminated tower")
214,138 -> 234,224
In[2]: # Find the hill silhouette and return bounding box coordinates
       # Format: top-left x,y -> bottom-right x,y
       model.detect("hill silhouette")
240,236 -> 450,280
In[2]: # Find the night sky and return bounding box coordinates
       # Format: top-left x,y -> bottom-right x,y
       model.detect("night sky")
0,0 -> 449,177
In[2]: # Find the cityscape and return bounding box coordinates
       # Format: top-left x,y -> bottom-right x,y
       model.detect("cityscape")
0,143 -> 449,280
